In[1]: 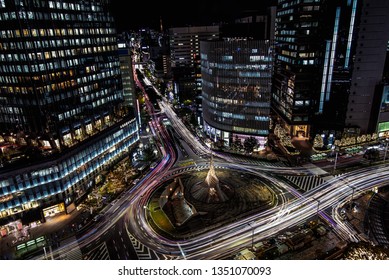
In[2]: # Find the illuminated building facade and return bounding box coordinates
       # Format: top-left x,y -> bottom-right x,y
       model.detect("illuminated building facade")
169,26 -> 220,102
272,0 -> 362,139
118,40 -> 137,114
0,0 -> 139,224
345,0 -> 389,136
273,0 -> 389,142
201,39 -> 273,146
374,41 -> 389,138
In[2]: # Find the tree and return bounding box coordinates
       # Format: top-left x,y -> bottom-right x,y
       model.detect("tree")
213,139 -> 226,150
274,124 -> 282,137
363,148 -> 380,161
183,99 -> 192,106
142,146 -> 155,162
232,135 -> 243,151
244,136 -> 258,153
189,113 -> 197,127
313,134 -> 324,149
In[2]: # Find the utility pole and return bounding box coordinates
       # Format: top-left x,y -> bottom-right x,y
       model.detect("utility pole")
333,151 -> 339,173
252,227 -> 254,249
311,198 -> 320,216
351,186 -> 355,201
248,223 -> 255,249
384,140 -> 388,162
43,246 -> 48,260
177,242 -> 187,260
342,178 -> 355,202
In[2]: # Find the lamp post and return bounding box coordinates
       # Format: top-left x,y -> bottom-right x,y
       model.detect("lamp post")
248,223 -> 255,249
384,140 -> 388,162
333,151 -> 339,173
342,177 -> 355,202
311,197 -> 320,216
43,246 -> 48,260
350,185 -> 355,202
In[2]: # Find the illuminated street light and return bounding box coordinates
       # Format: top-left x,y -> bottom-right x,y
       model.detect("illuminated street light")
383,139 -> 389,162
248,223 -> 255,249
332,146 -> 339,173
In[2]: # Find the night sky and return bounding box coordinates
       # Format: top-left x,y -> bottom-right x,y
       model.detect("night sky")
109,0 -> 277,32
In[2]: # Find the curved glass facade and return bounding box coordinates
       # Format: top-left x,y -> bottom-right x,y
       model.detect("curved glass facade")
201,39 -> 273,142
0,117 -> 138,220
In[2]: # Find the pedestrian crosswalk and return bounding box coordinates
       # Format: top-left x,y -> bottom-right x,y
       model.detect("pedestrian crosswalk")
58,236 -> 82,260
282,175 -> 326,192
83,242 -> 110,260
158,254 -> 182,260
223,154 -> 290,167
128,233 -> 154,260
127,232 -> 181,260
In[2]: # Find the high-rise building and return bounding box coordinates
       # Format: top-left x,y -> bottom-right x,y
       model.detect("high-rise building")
0,0 -> 139,225
200,9 -> 276,148
201,39 -> 273,147
273,0 -> 362,140
376,41 -> 389,139
273,0 -> 389,142
149,33 -> 171,80
169,26 -> 220,102
345,0 -> 389,135
118,40 -> 137,114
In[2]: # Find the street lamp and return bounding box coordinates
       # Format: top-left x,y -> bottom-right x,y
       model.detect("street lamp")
143,205 -> 149,218
349,185 -> 355,202
333,150 -> 339,173
248,223 -> 255,249
311,197 -> 320,216
341,177 -> 355,202
383,140 -> 389,162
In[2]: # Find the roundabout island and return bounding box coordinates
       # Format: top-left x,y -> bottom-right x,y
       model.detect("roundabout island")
144,157 -> 283,240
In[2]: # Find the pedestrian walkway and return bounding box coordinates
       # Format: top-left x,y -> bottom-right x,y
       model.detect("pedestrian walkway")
291,137 -> 313,157
57,235 -> 83,260
128,232 -> 154,260
302,163 -> 328,176
282,175 -> 326,192
83,242 -> 110,260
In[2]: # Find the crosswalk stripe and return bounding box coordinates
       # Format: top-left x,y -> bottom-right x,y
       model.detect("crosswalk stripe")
127,232 -> 155,260
84,242 -> 110,260
282,175 -> 325,192
58,236 -> 82,260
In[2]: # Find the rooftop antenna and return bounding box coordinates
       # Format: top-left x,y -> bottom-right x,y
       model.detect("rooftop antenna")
160,16 -> 163,33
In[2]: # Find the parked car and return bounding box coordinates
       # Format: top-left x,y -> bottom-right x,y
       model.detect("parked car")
150,162 -> 158,169
92,214 -> 103,222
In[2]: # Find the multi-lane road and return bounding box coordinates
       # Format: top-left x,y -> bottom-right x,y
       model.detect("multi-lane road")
32,79 -> 389,260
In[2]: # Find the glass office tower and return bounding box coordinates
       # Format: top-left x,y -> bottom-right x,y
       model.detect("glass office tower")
0,0 -> 139,224
272,0 -> 363,139
201,39 -> 273,147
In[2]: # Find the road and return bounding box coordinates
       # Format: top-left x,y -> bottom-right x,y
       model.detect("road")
31,75 -> 389,260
